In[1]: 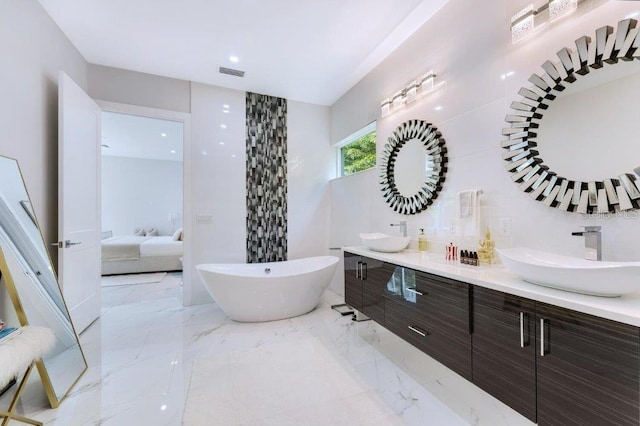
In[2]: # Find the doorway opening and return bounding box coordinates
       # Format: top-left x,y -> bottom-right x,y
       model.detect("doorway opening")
100,111 -> 184,304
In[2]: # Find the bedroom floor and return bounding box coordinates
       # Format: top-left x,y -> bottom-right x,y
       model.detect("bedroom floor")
8,273 -> 531,425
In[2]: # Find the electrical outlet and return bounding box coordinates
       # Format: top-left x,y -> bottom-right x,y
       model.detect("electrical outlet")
196,215 -> 213,224
499,217 -> 512,237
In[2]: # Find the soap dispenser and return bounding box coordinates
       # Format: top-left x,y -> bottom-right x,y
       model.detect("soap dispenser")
418,228 -> 428,252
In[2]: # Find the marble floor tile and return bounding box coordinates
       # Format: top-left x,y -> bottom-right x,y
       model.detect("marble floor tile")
0,272 -> 534,425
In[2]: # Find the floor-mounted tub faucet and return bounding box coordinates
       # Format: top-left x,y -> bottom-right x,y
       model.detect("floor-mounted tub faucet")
571,226 -> 601,261
390,221 -> 408,237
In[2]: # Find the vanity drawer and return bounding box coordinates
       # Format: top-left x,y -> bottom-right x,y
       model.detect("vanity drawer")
386,270 -> 470,336
385,299 -> 472,380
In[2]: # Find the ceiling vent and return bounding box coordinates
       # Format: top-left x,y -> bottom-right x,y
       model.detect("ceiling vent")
219,67 -> 245,78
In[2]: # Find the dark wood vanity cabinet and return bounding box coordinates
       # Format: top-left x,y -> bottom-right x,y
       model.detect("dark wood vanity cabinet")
535,303 -> 640,426
343,251 -> 640,425
343,252 -> 391,325
472,287 -> 537,422
473,290 -> 640,425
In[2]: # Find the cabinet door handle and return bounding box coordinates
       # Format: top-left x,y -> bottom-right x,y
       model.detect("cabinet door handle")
520,312 -> 525,348
408,325 -> 428,337
406,287 -> 424,296
355,261 -> 361,279
540,318 -> 546,357
361,262 -> 367,280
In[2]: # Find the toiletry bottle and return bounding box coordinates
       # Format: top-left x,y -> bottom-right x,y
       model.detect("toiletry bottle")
418,228 -> 428,252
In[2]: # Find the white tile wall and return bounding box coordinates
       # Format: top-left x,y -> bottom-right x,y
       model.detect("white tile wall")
189,83 -> 247,304
330,0 -> 640,263
188,87 -> 335,304
287,101 -> 334,260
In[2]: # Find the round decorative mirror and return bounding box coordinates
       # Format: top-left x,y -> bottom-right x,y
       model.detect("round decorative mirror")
502,18 -> 640,214
380,120 -> 448,215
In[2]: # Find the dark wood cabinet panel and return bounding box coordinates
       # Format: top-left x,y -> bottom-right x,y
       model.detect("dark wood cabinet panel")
343,252 -> 362,310
362,287 -> 384,324
384,269 -> 472,381
472,287 -> 537,422
343,252 -> 392,317
536,303 -> 640,426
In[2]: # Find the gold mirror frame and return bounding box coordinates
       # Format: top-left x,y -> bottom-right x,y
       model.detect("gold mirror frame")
0,156 -> 87,408
502,18 -> 640,214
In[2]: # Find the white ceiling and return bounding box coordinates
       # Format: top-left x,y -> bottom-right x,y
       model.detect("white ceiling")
38,0 -> 448,106
102,112 -> 183,161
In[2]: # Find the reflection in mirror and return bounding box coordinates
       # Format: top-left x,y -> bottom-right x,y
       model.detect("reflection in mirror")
535,60 -> 640,181
502,19 -> 640,214
0,156 -> 86,407
395,139 -> 428,196
380,120 -> 448,215
386,266 -> 417,303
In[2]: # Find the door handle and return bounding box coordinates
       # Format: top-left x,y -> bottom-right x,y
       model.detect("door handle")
540,318 -> 547,356
408,325 -> 429,337
520,312 -> 524,348
52,240 -> 82,249
406,287 -> 424,296
355,261 -> 361,279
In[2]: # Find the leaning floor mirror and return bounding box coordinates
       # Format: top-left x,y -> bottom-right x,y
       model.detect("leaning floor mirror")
0,155 -> 86,408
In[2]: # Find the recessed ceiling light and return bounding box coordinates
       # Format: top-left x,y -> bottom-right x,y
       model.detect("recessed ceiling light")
232,154 -> 236,158
202,150 -> 208,156
229,56 -> 239,63
219,142 -> 225,145
161,132 -> 167,137
223,110 -> 230,114
435,106 -> 443,111
222,104 -> 230,109
160,405 -> 167,411
221,124 -> 227,129
170,150 -> 176,154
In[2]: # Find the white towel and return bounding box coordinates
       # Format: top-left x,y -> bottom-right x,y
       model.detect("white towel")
456,189 -> 481,237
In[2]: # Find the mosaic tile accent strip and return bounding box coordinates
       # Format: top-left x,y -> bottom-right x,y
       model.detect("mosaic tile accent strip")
246,92 -> 288,263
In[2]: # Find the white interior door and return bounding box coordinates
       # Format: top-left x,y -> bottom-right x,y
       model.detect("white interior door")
58,71 -> 101,333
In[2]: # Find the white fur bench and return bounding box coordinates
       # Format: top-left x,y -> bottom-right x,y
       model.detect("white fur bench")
0,326 -> 54,426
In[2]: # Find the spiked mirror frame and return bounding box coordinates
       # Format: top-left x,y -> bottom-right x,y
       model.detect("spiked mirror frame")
503,18 -> 640,214
380,119 -> 448,215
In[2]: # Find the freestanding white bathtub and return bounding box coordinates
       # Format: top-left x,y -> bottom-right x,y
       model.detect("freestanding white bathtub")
196,256 -> 339,322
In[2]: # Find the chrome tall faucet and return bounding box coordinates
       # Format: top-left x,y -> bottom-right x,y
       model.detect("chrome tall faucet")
390,220 -> 408,237
571,226 -> 602,261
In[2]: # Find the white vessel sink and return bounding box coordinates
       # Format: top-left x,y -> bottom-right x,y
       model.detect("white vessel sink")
360,233 -> 410,253
497,247 -> 640,297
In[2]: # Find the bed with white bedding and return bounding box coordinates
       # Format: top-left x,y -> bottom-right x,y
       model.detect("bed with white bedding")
101,235 -> 183,275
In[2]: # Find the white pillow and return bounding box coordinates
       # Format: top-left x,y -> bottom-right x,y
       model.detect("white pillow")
145,228 -> 159,237
172,228 -> 183,241
133,228 -> 145,236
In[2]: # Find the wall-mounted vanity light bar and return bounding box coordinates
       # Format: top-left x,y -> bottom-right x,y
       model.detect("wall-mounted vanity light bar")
511,0 -> 586,44
381,71 -> 437,118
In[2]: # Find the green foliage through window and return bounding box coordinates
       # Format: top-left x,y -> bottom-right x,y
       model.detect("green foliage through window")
340,131 -> 376,176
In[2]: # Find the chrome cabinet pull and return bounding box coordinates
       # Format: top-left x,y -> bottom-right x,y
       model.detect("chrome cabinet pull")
406,287 -> 424,296
520,312 -> 525,348
540,318 -> 546,357
408,325 -> 428,337
355,261 -> 361,279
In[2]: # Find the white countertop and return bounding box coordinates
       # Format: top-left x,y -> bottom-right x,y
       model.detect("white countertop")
343,246 -> 640,327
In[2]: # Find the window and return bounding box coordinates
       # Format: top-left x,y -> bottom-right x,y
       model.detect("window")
338,122 -> 376,177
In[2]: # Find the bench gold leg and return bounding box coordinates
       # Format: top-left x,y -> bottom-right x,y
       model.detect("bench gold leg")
0,410 -> 42,426
0,364 -> 42,426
